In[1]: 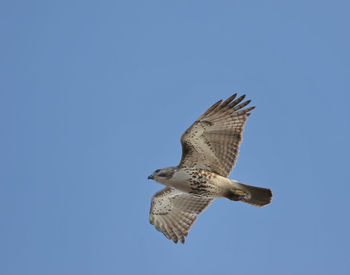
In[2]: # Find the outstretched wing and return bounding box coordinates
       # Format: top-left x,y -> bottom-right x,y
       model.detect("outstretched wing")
149,187 -> 213,244
179,94 -> 254,177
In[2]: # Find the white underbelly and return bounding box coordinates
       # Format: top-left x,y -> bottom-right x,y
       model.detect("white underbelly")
164,169 -> 233,196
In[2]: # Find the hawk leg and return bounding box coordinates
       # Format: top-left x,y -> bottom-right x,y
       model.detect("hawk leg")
225,188 -> 248,201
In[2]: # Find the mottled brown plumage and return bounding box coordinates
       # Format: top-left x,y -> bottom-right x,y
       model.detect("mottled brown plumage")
150,187 -> 212,244
179,93 -> 254,177
148,94 -> 272,244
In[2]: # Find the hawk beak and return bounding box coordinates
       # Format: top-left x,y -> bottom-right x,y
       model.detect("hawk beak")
148,175 -> 154,180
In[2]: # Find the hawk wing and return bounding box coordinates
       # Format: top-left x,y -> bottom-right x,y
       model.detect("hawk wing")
179,94 -> 254,177
149,187 -> 213,244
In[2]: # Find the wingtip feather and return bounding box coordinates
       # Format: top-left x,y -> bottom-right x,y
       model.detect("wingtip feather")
199,99 -> 222,119
229,94 -> 246,107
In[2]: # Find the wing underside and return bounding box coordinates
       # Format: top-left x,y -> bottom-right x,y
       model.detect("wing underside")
179,94 -> 254,177
149,187 -> 213,243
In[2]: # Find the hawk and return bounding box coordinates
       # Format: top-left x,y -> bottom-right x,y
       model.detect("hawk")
148,94 -> 272,243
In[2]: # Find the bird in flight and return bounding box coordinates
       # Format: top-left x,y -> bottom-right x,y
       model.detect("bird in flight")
148,94 -> 272,244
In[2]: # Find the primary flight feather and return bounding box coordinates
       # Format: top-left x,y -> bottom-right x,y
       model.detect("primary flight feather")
148,93 -> 272,244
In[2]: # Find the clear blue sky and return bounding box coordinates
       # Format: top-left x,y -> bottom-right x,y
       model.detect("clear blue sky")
1,1 -> 350,275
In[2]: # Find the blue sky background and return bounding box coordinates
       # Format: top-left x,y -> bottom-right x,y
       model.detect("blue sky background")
1,1 -> 350,274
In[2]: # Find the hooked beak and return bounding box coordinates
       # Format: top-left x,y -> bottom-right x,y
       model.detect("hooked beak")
148,175 -> 154,180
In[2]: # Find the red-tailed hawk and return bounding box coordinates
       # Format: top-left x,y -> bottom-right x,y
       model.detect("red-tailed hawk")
148,94 -> 272,243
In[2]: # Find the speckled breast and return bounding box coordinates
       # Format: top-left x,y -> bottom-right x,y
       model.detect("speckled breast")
169,168 -> 229,197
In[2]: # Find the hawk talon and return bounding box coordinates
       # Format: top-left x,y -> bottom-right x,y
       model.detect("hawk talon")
226,188 -> 248,201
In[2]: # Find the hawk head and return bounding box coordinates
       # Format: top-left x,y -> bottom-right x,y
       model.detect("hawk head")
148,167 -> 176,182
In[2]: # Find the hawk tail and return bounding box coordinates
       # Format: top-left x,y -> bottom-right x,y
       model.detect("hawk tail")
226,181 -> 273,207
